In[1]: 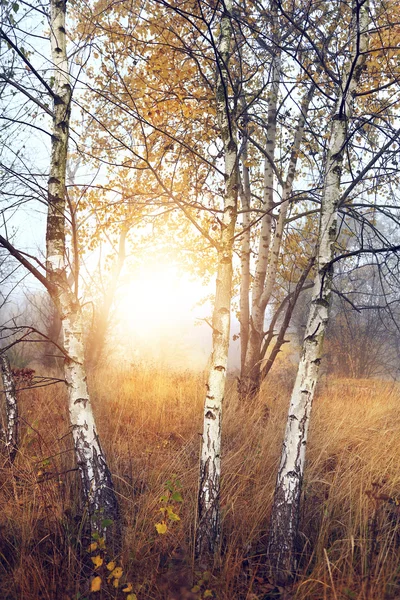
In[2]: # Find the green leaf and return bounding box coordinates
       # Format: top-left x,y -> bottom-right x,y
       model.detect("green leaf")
12,3 -> 19,12
171,491 -> 183,503
101,518 -> 113,528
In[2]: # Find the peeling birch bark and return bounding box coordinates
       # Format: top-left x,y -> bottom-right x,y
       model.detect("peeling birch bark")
267,2 -> 370,584
0,355 -> 18,462
196,0 -> 238,559
46,0 -> 120,544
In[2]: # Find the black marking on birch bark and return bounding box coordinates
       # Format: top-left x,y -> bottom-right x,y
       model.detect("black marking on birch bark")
74,397 -> 88,408
305,322 -> 321,341
206,395 -> 215,400
59,120 -> 68,133
197,454 -> 221,556
205,411 -> 216,420
54,96 -> 65,106
286,470 -> 298,479
214,365 -> 225,371
314,297 -> 330,308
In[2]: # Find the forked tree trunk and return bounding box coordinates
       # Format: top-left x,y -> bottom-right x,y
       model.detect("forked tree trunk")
47,0 -> 119,543
0,355 -> 18,462
239,35 -> 281,399
260,257 -> 315,381
239,80 -> 315,399
196,0 -> 238,559
267,1 -> 369,584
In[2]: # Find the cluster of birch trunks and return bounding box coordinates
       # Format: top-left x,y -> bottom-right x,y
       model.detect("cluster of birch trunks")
2,0 -> 400,587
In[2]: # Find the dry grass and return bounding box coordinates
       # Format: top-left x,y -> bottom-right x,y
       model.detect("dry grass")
0,365 -> 399,599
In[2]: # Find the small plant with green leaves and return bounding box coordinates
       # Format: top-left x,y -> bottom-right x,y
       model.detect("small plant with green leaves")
155,476 -> 183,535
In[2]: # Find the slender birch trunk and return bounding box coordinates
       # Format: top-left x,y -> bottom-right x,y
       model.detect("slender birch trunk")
0,355 -> 18,462
239,140 -> 251,373
267,2 -> 369,583
47,0 -> 120,542
239,81 -> 315,398
196,1 -> 238,559
238,38 -> 281,399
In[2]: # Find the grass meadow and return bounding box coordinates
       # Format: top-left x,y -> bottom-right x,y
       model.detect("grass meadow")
0,364 -> 399,599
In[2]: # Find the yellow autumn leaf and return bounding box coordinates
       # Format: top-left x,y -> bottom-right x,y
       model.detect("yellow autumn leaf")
98,537 -> 106,549
113,578 -> 120,588
88,542 -> 98,552
203,591 -> 213,598
122,583 -> 133,592
107,561 -> 116,571
90,576 -> 102,592
91,555 -> 103,569
155,522 -> 168,534
126,595 -> 138,600
110,566 -> 123,579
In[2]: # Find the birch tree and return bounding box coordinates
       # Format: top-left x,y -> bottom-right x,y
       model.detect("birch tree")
0,354 -> 18,462
266,0 -> 370,583
195,0 -> 239,559
0,0 -> 120,541
237,1 -> 332,399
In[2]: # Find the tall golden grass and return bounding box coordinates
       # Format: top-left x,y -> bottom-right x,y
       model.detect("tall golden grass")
0,365 -> 399,599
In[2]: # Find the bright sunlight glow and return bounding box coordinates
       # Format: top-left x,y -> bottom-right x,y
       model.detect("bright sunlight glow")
115,261 -> 212,369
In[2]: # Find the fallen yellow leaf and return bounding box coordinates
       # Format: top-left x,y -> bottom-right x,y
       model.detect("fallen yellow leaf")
110,566 -> 123,579
107,560 -> 116,571
155,522 -> 168,534
90,576 -> 102,592
122,583 -> 133,592
91,555 -> 103,569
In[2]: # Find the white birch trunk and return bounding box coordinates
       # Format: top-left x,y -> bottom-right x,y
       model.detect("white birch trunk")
196,0 -> 238,558
239,142 -> 251,373
239,44 -> 281,398
258,83 -> 316,314
240,76 -> 314,398
0,355 -> 18,462
46,0 -> 119,542
267,2 -> 370,583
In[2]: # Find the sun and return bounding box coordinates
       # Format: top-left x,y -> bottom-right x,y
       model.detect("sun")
114,260 -> 212,367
